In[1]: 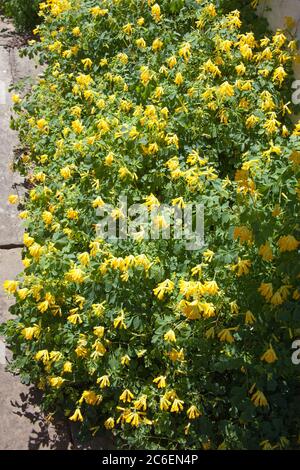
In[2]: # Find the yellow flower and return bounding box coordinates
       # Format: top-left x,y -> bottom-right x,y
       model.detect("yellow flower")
218,328 -> 235,344
174,72 -> 184,86
166,55 -> 177,69
179,42 -> 191,61
24,233 -> 34,247
63,361 -> 72,373
245,310 -> 256,325
235,63 -> 246,75
144,193 -> 160,210
121,354 -> 131,366
22,258 -> 31,268
153,279 -> 174,300
284,125 -> 293,139
79,390 -> 102,406
273,66 -> 287,86
251,390 -> 268,407
165,133 -> 179,148
171,196 -> 185,208
187,405 -> 201,419
229,301 -> 239,314
92,302 -> 105,316
203,280 -> 219,295
203,249 -> 214,262
151,4 -> 161,22
160,396 -> 171,411
136,37 -> 146,49
113,311 -> 127,329
169,348 -> 185,362
3,280 -> 18,294
278,235 -> 299,252
179,299 -> 201,320
152,38 -> 163,51
49,351 -> 62,362
8,194 -> 19,204
42,211 -> 53,225
140,66 -> 152,86
69,408 -> 83,422
104,152 -> 114,165
37,300 -> 49,313
21,325 -> 40,340
37,118 -> 48,130
97,375 -> 110,388
65,266 -> 85,283
29,243 -> 43,260
240,44 -> 253,60
263,115 -> 280,135
258,282 -> 273,301
49,376 -> 65,388
71,119 -> 84,134
92,196 -> 105,208
12,94 -> 21,104
18,288 -> 29,300
270,291 -> 283,306
203,59 -> 221,77
82,58 -> 92,69
104,417 -> 115,429
66,208 -> 78,220
77,252 -> 90,266
125,411 -> 141,427
293,121 -> 300,136
164,329 -> 176,342
122,23 -> 133,35
246,114 -> 260,129
76,73 -> 93,88
72,26 -> 81,36
231,258 -> 251,276
204,3 -> 217,16
153,376 -> 166,388
217,81 -> 234,99
119,389 -> 134,403
60,166 -> 72,179
134,394 -> 147,411
92,340 -> 107,357
67,313 -> 82,324
261,345 -> 278,364
118,168 -> 131,181
170,398 -> 184,413
90,7 -> 108,17
93,326 -> 104,338
19,210 -> 28,219
35,349 -> 49,363
258,242 -> 273,261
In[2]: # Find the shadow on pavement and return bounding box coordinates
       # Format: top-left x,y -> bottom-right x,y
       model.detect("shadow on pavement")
10,386 -> 72,450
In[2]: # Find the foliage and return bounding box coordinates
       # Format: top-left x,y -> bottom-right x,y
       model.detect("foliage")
0,0 -> 41,32
2,0 -> 300,450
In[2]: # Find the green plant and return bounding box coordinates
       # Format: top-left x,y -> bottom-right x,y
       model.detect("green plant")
1,0 -> 41,32
2,0 -> 300,450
